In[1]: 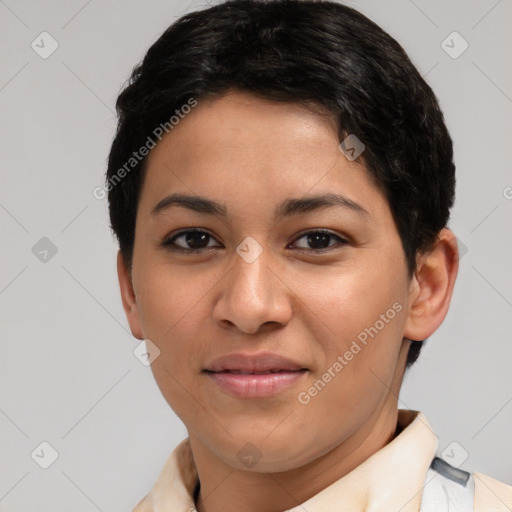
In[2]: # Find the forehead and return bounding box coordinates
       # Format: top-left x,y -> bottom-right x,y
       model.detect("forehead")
139,90 -> 389,224
152,91 -> 338,158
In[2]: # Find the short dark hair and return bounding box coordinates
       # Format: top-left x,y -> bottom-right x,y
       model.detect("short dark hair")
106,0 -> 456,367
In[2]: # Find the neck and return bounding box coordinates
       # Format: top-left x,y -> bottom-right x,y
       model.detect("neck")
192,402 -> 400,512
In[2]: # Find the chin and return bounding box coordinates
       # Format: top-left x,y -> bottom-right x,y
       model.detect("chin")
216,430 -> 316,473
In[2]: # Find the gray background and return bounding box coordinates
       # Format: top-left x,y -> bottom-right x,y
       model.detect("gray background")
1,0 -> 511,510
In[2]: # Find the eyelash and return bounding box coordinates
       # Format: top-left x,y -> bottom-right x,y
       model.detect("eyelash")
160,228 -> 349,254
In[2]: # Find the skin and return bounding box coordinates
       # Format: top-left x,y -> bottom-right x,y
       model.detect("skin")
118,90 -> 459,512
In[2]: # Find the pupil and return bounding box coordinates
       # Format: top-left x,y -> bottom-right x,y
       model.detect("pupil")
307,233 -> 330,249
187,232 -> 209,249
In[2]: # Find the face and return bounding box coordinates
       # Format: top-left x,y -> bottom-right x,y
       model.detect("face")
121,90 -> 419,472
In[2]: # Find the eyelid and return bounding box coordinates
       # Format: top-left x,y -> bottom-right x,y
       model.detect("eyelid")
161,228 -> 349,253
289,229 -> 349,252
290,228 -> 349,244
161,228 -> 221,251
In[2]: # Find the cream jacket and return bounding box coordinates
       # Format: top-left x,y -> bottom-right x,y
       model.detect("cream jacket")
132,410 -> 511,511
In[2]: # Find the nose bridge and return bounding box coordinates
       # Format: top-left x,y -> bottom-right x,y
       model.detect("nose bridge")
235,239 -> 275,300
213,238 -> 292,334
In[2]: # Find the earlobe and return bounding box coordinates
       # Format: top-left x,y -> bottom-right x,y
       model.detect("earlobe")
117,250 -> 144,340
403,228 -> 459,342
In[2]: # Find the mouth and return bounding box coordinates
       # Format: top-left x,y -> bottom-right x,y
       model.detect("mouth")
204,352 -> 307,373
204,369 -> 308,398
205,368 -> 306,375
203,352 -> 309,398
203,352 -> 309,399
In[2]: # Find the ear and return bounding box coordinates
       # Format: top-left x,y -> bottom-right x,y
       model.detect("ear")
403,228 -> 459,341
117,250 -> 144,340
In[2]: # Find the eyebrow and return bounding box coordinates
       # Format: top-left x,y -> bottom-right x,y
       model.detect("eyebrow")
151,192 -> 369,219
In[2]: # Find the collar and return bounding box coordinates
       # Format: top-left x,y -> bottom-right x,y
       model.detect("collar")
133,410 -> 438,512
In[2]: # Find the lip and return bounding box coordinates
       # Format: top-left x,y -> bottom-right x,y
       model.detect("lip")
205,352 -> 307,373
204,352 -> 309,398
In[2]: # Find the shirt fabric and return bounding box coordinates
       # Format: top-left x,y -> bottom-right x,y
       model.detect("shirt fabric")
132,410 -> 512,511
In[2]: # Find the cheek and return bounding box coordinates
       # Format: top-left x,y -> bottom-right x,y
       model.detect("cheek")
297,295 -> 406,447
300,263 -> 407,395
303,264 -> 403,347
133,270 -> 213,397
136,268 -> 213,412
136,264 -> 211,339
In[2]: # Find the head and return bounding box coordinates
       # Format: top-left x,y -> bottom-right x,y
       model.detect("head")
108,0 -> 458,473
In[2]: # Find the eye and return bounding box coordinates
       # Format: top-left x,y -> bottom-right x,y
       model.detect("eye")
161,228 -> 221,253
161,228 -> 349,254
290,229 -> 348,253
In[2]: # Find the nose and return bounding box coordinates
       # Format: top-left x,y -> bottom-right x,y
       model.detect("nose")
212,244 -> 293,335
